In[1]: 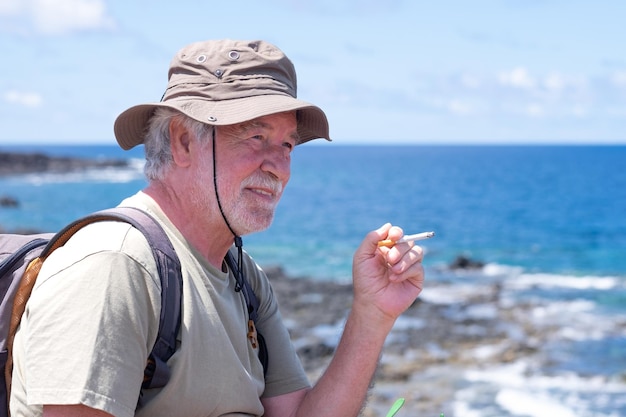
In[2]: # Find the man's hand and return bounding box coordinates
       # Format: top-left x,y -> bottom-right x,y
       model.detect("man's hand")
352,223 -> 425,325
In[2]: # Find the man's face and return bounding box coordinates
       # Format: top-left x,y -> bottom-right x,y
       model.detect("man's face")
209,111 -> 298,236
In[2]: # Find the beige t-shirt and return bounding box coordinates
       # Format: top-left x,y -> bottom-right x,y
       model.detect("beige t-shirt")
10,192 -> 309,417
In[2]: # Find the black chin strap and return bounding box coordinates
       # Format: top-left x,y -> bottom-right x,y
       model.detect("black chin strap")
211,128 -> 245,292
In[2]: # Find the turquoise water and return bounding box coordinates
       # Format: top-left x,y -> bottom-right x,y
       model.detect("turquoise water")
253,145 -> 626,279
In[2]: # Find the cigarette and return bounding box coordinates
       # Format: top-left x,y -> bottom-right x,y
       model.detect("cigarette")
377,231 -> 435,248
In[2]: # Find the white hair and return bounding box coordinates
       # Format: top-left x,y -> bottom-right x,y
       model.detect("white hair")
143,108 -> 214,180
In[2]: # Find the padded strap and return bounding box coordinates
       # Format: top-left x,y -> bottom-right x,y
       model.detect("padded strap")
225,251 -> 268,375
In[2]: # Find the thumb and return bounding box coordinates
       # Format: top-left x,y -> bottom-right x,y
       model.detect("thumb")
355,223 -> 392,259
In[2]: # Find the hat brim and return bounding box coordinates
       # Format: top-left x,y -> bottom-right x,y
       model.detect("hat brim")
114,95 -> 331,150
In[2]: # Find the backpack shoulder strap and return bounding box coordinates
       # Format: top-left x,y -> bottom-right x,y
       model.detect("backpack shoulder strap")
87,207 -> 182,389
225,251 -> 268,375
6,207 -> 182,394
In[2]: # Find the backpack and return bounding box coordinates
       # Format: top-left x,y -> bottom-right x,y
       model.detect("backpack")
0,206 -> 267,416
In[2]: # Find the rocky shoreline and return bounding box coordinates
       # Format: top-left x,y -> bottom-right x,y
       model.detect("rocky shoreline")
0,151 -> 130,213
263,265 -> 624,417
264,266 -> 478,416
0,151 -> 129,176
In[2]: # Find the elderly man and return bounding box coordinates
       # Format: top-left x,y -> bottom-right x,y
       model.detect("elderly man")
10,39 -> 424,417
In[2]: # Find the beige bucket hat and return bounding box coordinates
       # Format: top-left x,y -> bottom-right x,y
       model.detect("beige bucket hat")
114,39 -> 331,150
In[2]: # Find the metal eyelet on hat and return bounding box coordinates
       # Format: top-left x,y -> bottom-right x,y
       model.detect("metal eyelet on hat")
196,55 -> 207,63
228,50 -> 240,61
207,116 -> 217,122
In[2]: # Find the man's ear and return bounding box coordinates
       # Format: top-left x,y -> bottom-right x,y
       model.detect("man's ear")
169,117 -> 193,168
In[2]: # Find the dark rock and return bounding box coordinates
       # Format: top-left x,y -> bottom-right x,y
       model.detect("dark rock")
0,195 -> 19,207
297,343 -> 335,362
449,254 -> 485,269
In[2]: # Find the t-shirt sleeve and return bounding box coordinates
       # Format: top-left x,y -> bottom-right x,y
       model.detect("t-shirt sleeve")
20,222 -> 162,417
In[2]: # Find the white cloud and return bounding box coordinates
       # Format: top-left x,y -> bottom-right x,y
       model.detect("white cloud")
447,99 -> 473,115
612,71 -> 626,88
498,67 -> 535,89
0,0 -> 115,35
571,105 -> 588,118
4,90 -> 43,108
460,73 -> 481,89
418,67 -> 616,127
526,103 -> 544,117
0,0 -> 22,15
542,72 -> 588,97
543,72 -> 566,91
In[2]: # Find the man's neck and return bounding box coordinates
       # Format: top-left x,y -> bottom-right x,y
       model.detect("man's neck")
143,181 -> 235,268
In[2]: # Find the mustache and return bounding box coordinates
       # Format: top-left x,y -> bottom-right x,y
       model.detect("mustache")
241,174 -> 283,195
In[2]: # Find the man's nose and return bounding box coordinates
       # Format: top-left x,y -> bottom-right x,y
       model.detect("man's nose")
260,145 -> 291,182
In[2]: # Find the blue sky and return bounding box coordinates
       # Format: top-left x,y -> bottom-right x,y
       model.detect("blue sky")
1,0 -> 624,145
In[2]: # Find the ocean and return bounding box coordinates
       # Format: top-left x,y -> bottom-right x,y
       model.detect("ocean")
1,144 -> 625,416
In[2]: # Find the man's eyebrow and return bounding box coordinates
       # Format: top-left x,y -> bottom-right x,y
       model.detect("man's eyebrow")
231,120 -> 300,142
246,121 -> 266,128
234,120 -> 268,133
